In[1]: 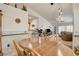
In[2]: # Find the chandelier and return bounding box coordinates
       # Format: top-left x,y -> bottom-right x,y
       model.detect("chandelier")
56,8 -> 64,22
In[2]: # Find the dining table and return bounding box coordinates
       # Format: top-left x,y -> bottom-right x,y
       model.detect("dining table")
19,36 -> 75,56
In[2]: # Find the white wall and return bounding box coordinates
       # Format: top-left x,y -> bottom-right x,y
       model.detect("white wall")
73,4 -> 79,35
0,4 -> 28,35
2,35 -> 29,56
73,4 -> 79,47
0,4 -> 54,55
0,4 -> 28,55
27,7 -> 54,32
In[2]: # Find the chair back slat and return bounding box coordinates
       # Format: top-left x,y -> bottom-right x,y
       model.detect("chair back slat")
25,48 -> 41,56
13,40 -> 25,56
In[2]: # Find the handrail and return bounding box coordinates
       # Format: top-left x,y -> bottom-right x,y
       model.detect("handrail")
1,33 -> 28,37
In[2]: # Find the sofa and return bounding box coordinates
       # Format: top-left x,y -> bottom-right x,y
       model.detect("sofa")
60,31 -> 72,41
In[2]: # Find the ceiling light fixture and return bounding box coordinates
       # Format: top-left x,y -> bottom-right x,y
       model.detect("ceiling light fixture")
50,3 -> 54,5
57,8 -> 64,22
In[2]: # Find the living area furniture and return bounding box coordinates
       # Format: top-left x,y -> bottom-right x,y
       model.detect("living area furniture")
60,31 -> 72,41
13,40 -> 25,56
13,40 -> 40,56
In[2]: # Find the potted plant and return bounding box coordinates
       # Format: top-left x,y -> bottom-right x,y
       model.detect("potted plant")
15,4 -> 17,8
21,5 -> 27,11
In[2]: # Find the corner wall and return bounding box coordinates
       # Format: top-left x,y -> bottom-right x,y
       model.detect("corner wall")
0,4 -> 28,35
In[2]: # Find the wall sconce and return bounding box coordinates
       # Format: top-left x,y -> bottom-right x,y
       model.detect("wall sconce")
32,24 -> 35,27
0,10 -> 2,12
15,18 -> 21,24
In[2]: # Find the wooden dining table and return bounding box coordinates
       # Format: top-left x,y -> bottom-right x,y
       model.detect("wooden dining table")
19,37 -> 75,56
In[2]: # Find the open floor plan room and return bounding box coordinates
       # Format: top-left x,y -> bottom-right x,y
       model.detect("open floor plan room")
0,3 -> 79,56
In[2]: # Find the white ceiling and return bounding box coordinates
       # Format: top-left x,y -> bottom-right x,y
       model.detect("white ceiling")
10,3 -> 73,25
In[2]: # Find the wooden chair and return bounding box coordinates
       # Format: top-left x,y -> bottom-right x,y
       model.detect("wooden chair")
24,48 -> 41,56
13,40 -> 25,56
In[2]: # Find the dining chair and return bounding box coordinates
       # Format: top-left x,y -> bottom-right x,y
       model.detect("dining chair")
13,40 -> 25,56
24,48 -> 41,56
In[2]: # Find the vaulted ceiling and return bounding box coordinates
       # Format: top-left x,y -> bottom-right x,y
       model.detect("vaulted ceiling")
10,3 -> 73,25
24,3 -> 73,25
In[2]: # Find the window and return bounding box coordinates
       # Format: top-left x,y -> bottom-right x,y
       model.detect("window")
66,25 -> 73,32
58,26 -> 65,33
58,25 -> 73,34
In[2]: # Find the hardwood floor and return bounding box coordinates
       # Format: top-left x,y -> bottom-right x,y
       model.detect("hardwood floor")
19,37 -> 75,56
